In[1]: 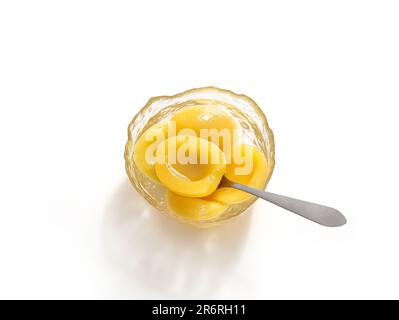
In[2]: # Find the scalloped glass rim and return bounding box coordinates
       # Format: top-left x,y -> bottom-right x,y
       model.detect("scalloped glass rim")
124,86 -> 275,227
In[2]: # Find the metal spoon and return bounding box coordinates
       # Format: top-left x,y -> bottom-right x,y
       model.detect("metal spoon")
220,177 -> 346,227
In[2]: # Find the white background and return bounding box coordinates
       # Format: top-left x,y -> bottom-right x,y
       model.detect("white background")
0,0 -> 398,299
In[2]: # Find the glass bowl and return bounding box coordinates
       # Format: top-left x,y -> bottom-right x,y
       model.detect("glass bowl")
124,87 -> 275,227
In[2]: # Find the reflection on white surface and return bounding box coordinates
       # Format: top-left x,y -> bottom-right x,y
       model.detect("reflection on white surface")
102,180 -> 252,298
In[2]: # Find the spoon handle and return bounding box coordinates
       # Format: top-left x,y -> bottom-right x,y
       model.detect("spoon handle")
229,182 -> 346,227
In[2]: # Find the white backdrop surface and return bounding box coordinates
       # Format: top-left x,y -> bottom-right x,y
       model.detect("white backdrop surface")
0,0 -> 398,299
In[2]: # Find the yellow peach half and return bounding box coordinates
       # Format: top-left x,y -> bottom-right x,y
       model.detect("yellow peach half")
171,105 -> 238,157
133,122 -> 169,181
154,135 -> 226,198
207,144 -> 268,204
166,191 -> 227,221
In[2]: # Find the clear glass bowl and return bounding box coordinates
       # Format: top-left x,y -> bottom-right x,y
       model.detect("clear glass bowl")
124,87 -> 275,227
